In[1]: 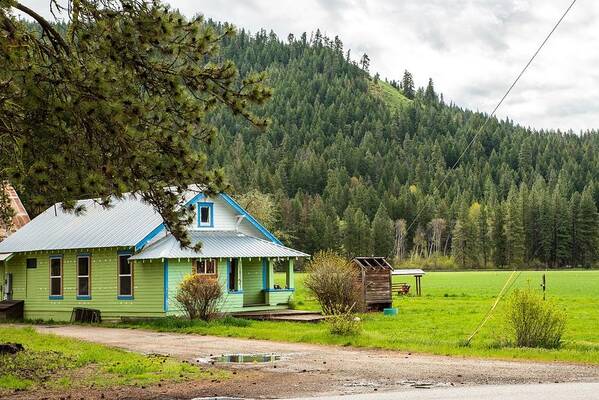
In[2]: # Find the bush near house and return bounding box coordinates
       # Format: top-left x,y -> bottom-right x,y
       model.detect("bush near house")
176,274 -> 224,321
304,251 -> 363,315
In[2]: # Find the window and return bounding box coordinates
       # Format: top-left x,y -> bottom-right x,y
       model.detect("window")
77,255 -> 91,298
228,258 -> 238,292
193,259 -> 216,275
197,202 -> 213,227
118,254 -> 133,297
49,256 -> 62,297
26,258 -> 37,269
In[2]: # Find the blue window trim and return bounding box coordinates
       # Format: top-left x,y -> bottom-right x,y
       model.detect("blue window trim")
77,295 -> 91,300
226,259 -> 231,291
49,295 -> 63,300
263,288 -> 295,292
219,193 -> 282,245
117,250 -> 133,256
228,290 -> 244,294
117,295 -> 134,300
163,259 -> 169,312
49,254 -> 63,259
262,258 -> 267,290
197,202 -> 214,228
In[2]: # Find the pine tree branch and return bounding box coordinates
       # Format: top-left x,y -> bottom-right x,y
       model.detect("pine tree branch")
13,2 -> 70,54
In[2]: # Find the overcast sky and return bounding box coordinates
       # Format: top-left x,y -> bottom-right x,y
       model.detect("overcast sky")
19,0 -> 598,132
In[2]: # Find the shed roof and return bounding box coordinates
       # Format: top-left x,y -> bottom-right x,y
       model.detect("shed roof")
392,268 -> 426,276
351,257 -> 393,270
0,253 -> 13,262
130,231 -> 309,260
0,195 -> 162,253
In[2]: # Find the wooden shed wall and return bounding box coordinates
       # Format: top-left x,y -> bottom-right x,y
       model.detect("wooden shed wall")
363,269 -> 391,304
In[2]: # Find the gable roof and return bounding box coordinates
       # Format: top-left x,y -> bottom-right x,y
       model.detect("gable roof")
0,195 -> 162,253
0,188 -> 289,254
130,230 -> 308,260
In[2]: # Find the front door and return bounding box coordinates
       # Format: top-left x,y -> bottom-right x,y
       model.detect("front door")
242,259 -> 265,306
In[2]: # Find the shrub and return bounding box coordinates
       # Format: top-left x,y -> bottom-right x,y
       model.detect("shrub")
175,274 -> 223,321
328,313 -> 362,336
304,251 -> 363,315
505,289 -> 566,349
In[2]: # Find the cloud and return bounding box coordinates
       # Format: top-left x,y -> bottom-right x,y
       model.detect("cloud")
15,0 -> 599,132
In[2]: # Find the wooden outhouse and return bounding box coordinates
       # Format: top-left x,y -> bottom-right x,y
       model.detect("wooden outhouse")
351,257 -> 393,311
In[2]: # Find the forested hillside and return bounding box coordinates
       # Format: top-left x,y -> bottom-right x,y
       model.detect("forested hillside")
206,24 -> 599,269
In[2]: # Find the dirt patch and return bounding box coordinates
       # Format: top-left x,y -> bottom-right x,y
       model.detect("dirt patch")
8,325 -> 599,399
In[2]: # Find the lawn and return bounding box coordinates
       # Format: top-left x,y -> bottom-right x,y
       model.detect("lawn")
0,326 -> 221,394
126,270 -> 599,364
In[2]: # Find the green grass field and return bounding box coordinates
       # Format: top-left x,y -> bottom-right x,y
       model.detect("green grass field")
0,326 -> 221,394
128,270 -> 599,364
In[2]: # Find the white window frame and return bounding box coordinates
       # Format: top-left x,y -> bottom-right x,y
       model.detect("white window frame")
194,259 -> 217,275
77,255 -> 91,297
49,256 -> 63,297
118,254 -> 133,297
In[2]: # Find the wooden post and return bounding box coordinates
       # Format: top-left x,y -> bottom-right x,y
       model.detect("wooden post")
237,258 -> 243,291
268,258 -> 275,289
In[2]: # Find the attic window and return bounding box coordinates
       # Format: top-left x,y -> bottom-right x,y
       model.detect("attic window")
197,202 -> 213,227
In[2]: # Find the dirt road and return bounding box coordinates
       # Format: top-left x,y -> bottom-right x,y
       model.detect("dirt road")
29,325 -> 599,398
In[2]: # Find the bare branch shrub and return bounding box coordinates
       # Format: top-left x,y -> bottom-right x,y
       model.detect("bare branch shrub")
175,274 -> 223,321
304,251 -> 363,315
505,289 -> 566,349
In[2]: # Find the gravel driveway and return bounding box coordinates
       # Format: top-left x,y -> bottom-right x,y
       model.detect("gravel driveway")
34,325 -> 599,398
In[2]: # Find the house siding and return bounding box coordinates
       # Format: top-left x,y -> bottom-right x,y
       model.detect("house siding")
242,258 -> 264,305
5,252 -> 291,321
5,249 -> 164,321
166,259 -> 193,315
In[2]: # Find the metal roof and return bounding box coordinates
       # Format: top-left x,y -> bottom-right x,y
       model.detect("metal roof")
0,253 -> 13,262
130,231 -> 309,260
0,195 -> 162,253
392,268 -> 426,276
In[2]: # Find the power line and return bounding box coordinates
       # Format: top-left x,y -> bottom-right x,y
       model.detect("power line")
406,0 -> 578,233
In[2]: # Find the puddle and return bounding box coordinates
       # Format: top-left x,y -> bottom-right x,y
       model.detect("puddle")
191,398 -> 246,400
397,380 -> 449,389
209,353 -> 281,363
191,398 -> 245,400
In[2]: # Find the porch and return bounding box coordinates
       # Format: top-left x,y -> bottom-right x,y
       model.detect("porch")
224,257 -> 296,308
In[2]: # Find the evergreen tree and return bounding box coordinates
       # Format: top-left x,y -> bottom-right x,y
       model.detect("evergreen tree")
491,203 -> 507,267
504,187 -> 525,267
371,204 -> 395,257
478,204 -> 490,268
342,206 -> 371,257
424,78 -> 437,103
400,70 -> 415,99
577,188 -> 599,266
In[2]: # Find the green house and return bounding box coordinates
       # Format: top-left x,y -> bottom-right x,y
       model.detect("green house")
0,189 -> 308,321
